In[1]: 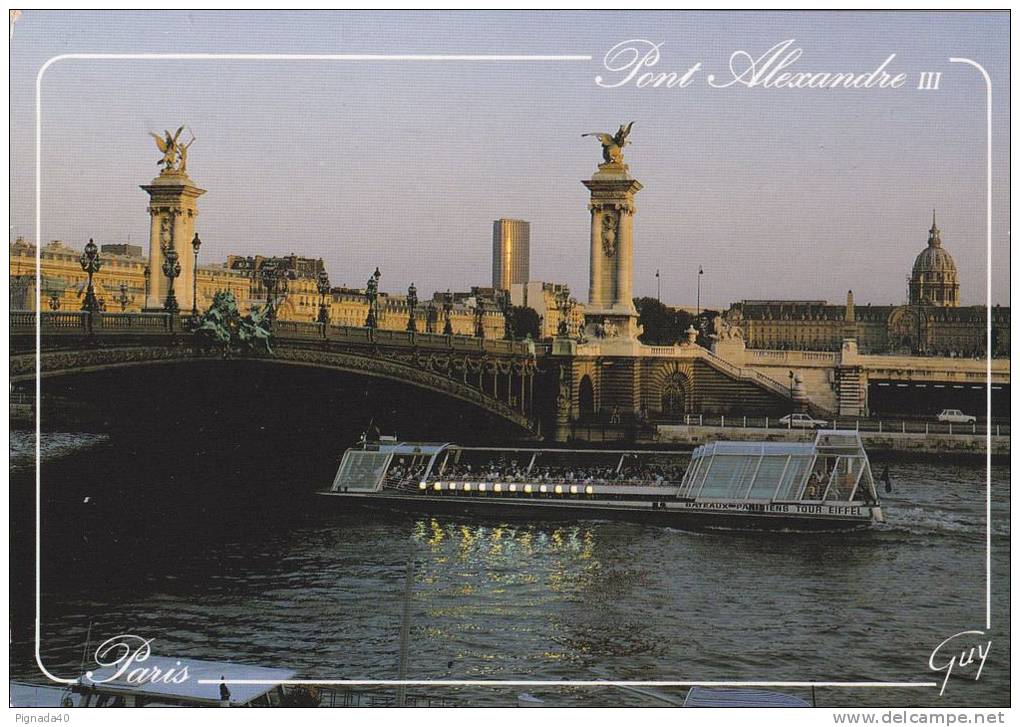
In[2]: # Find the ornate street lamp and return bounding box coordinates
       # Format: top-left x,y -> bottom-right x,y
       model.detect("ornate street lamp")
260,261 -> 280,321
317,269 -> 331,324
555,286 -> 571,338
114,281 -> 133,312
162,246 -> 181,313
499,290 -> 513,340
190,232 -> 202,317
246,256 -> 257,308
79,238 -> 102,313
406,282 -> 418,332
365,267 -> 381,328
443,289 -> 454,335
474,301 -> 485,338
425,301 -> 436,334
46,279 -> 64,311
143,264 -> 151,303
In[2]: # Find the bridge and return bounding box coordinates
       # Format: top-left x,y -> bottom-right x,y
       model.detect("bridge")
11,310 -> 807,440
13,309 -> 1006,440
11,310 -> 543,435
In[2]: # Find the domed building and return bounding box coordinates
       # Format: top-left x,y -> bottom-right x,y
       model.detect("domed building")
908,211 -> 960,307
722,212 -> 1009,358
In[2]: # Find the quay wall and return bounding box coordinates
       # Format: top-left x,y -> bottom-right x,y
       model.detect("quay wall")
654,424 -> 1009,457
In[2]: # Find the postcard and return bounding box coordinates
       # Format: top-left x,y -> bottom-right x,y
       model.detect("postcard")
7,9 -> 1010,720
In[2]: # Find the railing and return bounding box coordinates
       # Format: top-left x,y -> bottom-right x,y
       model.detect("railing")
12,310 -> 91,329
701,349 -> 794,399
10,311 -> 537,356
661,414 -> 1009,437
98,312 -> 174,332
747,349 -> 839,364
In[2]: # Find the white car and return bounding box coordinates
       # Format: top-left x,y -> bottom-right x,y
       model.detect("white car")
778,413 -> 828,429
937,409 -> 977,424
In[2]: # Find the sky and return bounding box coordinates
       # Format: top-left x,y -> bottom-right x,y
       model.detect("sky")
9,10 -> 1010,308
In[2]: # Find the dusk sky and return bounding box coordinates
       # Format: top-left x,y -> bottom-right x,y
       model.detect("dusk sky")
10,10 -> 1009,308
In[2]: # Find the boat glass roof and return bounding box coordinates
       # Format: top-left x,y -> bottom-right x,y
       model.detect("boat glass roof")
81,657 -> 295,706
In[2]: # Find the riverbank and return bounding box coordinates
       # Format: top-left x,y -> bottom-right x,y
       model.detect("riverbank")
653,424 -> 1009,457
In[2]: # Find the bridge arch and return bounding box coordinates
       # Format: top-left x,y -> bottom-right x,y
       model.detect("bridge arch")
12,343 -> 538,435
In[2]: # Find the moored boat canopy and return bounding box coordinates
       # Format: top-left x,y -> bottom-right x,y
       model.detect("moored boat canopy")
80,657 -> 296,707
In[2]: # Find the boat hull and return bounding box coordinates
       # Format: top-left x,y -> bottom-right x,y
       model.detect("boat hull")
318,491 -> 879,532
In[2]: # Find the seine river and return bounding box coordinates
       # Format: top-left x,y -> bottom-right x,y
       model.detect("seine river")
10,428 -> 1010,708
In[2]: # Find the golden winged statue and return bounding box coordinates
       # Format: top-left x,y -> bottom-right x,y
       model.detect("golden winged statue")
582,121 -> 634,165
149,126 -> 185,173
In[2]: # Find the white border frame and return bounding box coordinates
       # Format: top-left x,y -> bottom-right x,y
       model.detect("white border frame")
31,50 -> 993,694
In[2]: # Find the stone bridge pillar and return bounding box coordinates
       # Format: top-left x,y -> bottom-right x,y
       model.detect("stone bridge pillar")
583,160 -> 642,340
141,172 -> 205,311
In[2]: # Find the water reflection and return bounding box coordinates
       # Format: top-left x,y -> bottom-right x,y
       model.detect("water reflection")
9,431 -> 1012,707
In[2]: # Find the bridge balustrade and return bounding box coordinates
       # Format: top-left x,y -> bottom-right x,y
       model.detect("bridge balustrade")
32,311 -> 90,330
10,311 -> 40,327
97,312 -> 175,332
271,320 -> 323,340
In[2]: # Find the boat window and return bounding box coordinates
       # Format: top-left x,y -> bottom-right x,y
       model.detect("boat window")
698,455 -> 755,499
747,455 -> 788,499
680,455 -> 705,495
801,457 -> 828,501
822,456 -> 865,501
852,462 -> 877,502
732,456 -> 759,498
383,455 -> 431,489
332,451 -> 390,491
774,456 -> 811,500
691,454 -> 715,497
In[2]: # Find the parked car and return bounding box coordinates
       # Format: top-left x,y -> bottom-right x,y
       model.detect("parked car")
937,409 -> 977,424
778,413 -> 828,429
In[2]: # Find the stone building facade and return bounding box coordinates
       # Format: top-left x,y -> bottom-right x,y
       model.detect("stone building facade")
9,238 -> 510,339
510,280 -> 586,340
723,216 -> 1009,357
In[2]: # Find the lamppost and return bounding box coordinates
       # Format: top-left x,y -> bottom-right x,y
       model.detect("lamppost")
162,245 -> 181,313
260,261 -> 280,322
143,264 -> 150,303
696,265 -> 704,317
79,238 -> 102,314
46,280 -> 63,311
190,233 -> 202,317
555,286 -> 571,338
406,283 -> 418,332
442,289 -> 454,335
365,267 -> 381,328
317,269 -> 331,324
499,290 -> 513,340
474,301 -> 485,338
246,256 -> 257,310
425,301 -> 436,334
114,281 -> 132,312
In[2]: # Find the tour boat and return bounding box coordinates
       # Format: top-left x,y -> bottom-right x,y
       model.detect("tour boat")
321,431 -> 884,531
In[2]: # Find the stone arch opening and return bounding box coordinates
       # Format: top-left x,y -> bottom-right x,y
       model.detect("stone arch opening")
578,374 -> 595,418
648,363 -> 694,420
661,372 -> 690,419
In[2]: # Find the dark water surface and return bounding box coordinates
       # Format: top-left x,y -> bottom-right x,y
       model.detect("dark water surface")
10,425 -> 1010,708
